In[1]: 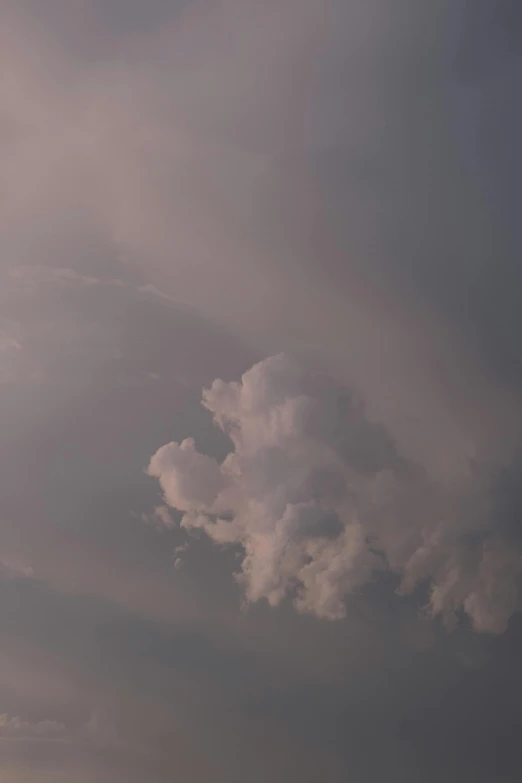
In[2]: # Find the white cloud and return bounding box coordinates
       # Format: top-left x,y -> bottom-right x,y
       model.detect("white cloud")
148,354 -> 522,632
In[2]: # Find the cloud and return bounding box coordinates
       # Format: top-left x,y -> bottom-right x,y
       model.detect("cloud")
0,713 -> 66,741
81,707 -> 121,750
141,505 -> 176,532
0,326 -> 22,383
1,0 -> 520,482
148,354 -> 522,632
0,335 -> 21,353
0,700 -> 123,749
0,556 -> 33,580
7,266 -> 104,288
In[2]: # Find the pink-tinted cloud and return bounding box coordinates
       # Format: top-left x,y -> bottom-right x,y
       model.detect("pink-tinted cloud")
149,354 -> 522,632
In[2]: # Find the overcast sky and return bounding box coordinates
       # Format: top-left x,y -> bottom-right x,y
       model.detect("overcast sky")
1,1 -> 522,781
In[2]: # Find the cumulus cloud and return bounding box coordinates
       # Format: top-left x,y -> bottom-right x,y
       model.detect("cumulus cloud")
148,354 -> 522,632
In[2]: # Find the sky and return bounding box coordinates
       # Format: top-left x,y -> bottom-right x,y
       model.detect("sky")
1,1 -> 522,781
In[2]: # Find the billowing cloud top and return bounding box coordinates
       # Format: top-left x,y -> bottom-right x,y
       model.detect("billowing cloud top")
149,354 -> 522,633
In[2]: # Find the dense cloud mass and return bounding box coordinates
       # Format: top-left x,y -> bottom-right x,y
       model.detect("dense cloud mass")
149,355 -> 522,633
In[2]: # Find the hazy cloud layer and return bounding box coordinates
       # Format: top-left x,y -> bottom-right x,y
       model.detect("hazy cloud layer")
1,0 -> 519,483
2,0 -> 522,781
